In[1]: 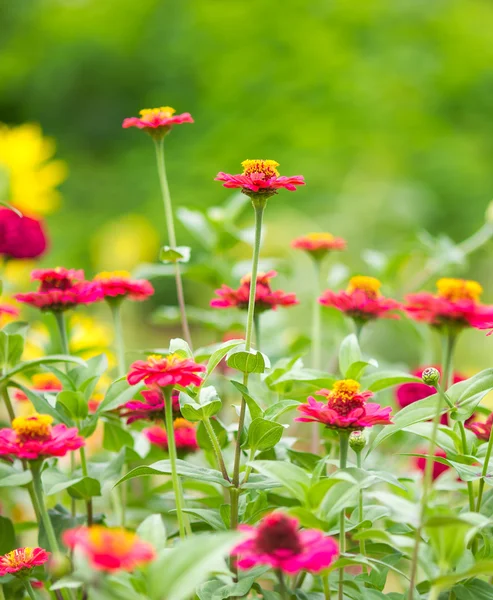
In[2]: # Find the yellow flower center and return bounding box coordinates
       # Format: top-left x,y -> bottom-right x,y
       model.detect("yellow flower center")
95,271 -> 131,281
139,107 -> 175,122
12,414 -> 53,441
241,159 -> 280,178
32,373 -> 60,389
346,276 -> 381,299
3,547 -> 33,568
240,272 -> 271,286
87,526 -> 137,555
330,379 -> 361,401
173,418 -> 194,430
147,352 -> 182,367
436,278 -> 482,302
305,233 -> 335,242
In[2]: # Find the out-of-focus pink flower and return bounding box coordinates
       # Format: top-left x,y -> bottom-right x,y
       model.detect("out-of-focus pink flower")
31,580 -> 44,589
145,419 -> 199,455
406,278 -> 493,331
211,270 -> 298,313
291,232 -> 346,258
232,513 -> 338,575
127,353 -> 205,389
216,160 -> 305,197
414,449 -> 450,481
122,107 -> 193,136
15,267 -> 101,312
0,302 -> 20,327
63,526 -> 155,572
466,413 -> 493,441
296,379 -> 393,431
88,393 -> 104,413
0,208 -> 48,260
94,271 -> 154,302
14,373 -> 63,402
0,547 -> 50,576
319,275 -> 401,323
0,414 -> 84,460
119,388 -> 181,424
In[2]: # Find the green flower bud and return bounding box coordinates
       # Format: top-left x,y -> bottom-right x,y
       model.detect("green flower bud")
422,367 -> 440,386
349,430 -> 366,452
47,552 -> 72,580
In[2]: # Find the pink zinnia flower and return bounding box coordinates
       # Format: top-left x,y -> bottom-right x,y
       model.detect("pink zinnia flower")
0,208 -> 48,260
0,547 -> 50,577
94,271 -> 154,302
15,267 -> 101,312
466,413 -> 493,441
405,278 -> 493,331
232,513 -> 338,575
14,373 -> 63,402
63,526 -> 155,572
0,302 -> 20,327
119,388 -> 181,424
211,270 -> 298,313
145,419 -> 199,455
127,353 -> 205,389
296,379 -> 393,431
215,160 -> 305,197
291,232 -> 346,259
414,449 -> 450,481
0,414 -> 84,460
319,275 -> 401,323
122,106 -> 193,137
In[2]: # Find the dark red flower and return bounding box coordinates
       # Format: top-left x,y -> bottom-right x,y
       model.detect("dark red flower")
0,208 -> 48,260
414,449 -> 450,481
466,413 -> 492,441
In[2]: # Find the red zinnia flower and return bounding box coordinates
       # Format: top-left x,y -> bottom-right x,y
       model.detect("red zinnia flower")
215,160 -> 305,197
0,414 -> 84,460
119,388 -> 181,424
0,547 -> 50,577
0,208 -> 48,260
414,449 -> 450,481
122,106 -> 193,136
145,419 -> 199,455
127,353 -> 205,389
211,270 -> 298,313
94,271 -> 154,302
63,526 -> 155,572
15,267 -> 101,312
232,513 -> 339,575
319,276 -> 401,323
14,373 -> 63,402
296,379 -> 393,431
291,232 -> 346,258
466,413 -> 493,441
405,278 -> 493,331
0,302 -> 19,328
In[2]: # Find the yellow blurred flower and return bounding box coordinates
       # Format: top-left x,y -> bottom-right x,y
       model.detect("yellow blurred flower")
0,123 -> 67,216
69,314 -> 113,360
23,322 -> 51,360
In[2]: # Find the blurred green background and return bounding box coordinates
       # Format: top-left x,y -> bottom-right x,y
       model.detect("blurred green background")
2,0 -> 493,373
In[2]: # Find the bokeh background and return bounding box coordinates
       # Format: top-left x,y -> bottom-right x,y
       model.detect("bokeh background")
2,0 -> 493,375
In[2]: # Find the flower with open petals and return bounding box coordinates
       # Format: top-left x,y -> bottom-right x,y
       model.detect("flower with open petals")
0,414 -> 84,460
127,353 -> 205,389
0,547 -> 50,577
291,232 -> 346,259
405,278 -> 493,332
0,208 -> 48,260
122,106 -> 193,138
466,413 -> 492,441
319,276 -> 401,323
215,160 -> 305,199
296,379 -> 392,431
211,270 -> 298,313
232,513 -> 338,575
15,267 -> 101,312
14,373 -> 63,402
145,419 -> 199,455
119,388 -> 181,424
94,271 -> 154,303
63,526 -> 155,572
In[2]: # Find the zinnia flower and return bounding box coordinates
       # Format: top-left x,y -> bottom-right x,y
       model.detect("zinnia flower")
414,449 -> 450,481
127,353 -> 205,389
232,513 -> 339,575
122,107 -> 193,138
466,413 -> 492,441
62,526 -> 155,572
405,278 -> 493,332
88,393 -> 104,413
14,373 -> 63,402
119,388 -> 181,424
211,270 -> 298,313
296,379 -> 393,431
0,302 -> 20,327
0,547 -> 50,577
145,419 -> 199,455
319,276 -> 401,323
291,232 -> 346,259
15,267 -> 101,312
0,414 -> 84,460
215,160 -> 305,198
0,208 -> 48,260
93,271 -> 154,303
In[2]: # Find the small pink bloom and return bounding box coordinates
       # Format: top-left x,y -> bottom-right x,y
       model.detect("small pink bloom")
216,160 -> 305,197
63,526 -> 155,572
232,513 -> 338,575
414,449 -> 450,481
127,353 -> 205,389
0,302 -> 20,327
119,388 -> 181,424
0,208 -> 48,260
94,271 -> 154,302
466,413 -> 493,441
145,419 -> 199,455
291,232 -> 346,256
0,547 -> 50,576
122,106 -> 193,135
14,373 -> 63,402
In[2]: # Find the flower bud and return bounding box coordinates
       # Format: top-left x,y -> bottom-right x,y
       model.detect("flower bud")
47,552 -> 72,579
349,430 -> 366,452
421,367 -> 440,387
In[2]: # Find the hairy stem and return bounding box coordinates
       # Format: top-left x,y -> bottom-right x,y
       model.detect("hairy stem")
356,451 -> 367,560
203,417 -> 230,482
338,430 -> 349,600
110,301 -> 126,378
310,258 -> 323,453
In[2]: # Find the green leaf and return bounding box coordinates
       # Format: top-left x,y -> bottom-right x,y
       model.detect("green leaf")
430,560 -> 493,589
243,418 -> 284,451
230,381 -> 263,420
263,399 -> 300,421
169,337 -> 193,358
103,421 -> 134,452
197,418 -> 228,450
39,504 -> 85,550
361,370 -> 422,392
425,514 -> 472,570
67,477 -> 101,500
197,574 -> 259,600
56,390 -> 88,419
226,348 -> 270,374
248,460 -> 311,502
453,580 -> 493,600
0,355 -> 86,385
180,508 -> 227,531
97,377 -> 145,413
136,514 -> 167,551
42,468 -> 84,496
0,331 -> 24,367
202,338 -> 244,382
160,245 -> 191,264
0,463 -> 32,487
339,334 -> 362,377
0,516 -> 15,554
11,383 -> 71,426
180,386 -> 222,422
176,207 -> 215,249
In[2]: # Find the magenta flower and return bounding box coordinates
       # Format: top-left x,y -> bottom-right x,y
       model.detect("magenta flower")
0,547 -> 50,577
94,271 -> 154,302
291,232 -> 347,257
145,419 -> 199,455
414,449 -> 450,481
466,413 -> 492,441
119,388 -> 181,424
127,353 -> 205,389
0,208 -> 48,260
232,513 -> 339,575
122,106 -> 193,135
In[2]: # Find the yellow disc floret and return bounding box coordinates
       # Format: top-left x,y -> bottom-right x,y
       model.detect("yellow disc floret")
306,233 -> 335,242
173,418 -> 194,430
330,379 -> 361,401
3,547 -> 34,569
12,414 -> 53,441
241,159 -> 280,178
87,526 -> 137,555
347,276 -> 381,299
95,271 -> 131,281
32,373 -> 60,389
436,278 -> 482,302
139,107 -> 175,121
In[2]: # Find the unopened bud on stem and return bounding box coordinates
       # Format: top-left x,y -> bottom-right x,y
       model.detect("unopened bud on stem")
422,367 -> 440,387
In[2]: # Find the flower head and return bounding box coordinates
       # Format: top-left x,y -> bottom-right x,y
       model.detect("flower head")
211,270 -> 298,313
62,526 -> 155,572
215,160 -> 305,199
122,107 -> 193,139
232,513 -> 338,575
127,353 -> 205,389
296,379 -> 392,430
0,208 -> 48,260
0,547 -> 50,577
291,232 -> 346,259
145,419 -> 199,455
319,276 -> 401,323
0,413 -> 84,460
466,413 -> 493,441
119,388 -> 181,424
0,301 -> 20,328
14,373 -> 63,402
94,271 -> 154,302
414,449 -> 450,481
405,278 -> 493,332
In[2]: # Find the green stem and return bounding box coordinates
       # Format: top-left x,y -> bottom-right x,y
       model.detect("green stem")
53,312 -> 69,355
477,429 -> 493,511
23,580 -> 37,600
1,385 -> 15,420
79,446 -> 93,526
203,417 -> 230,482
338,431 -> 349,600
456,420 -> 475,511
323,574 -> 331,600
356,451 -> 367,559
110,301 -> 126,378
253,313 -> 261,351
164,387 -> 188,538
241,448 -> 256,485
354,320 -> 364,342
154,139 -> 192,349
30,463 -> 60,553
0,584 -> 5,600
310,258 -> 323,454
277,569 -> 289,600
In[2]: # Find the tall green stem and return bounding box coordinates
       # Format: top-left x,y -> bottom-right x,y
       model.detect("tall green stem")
253,313 -> 261,351
79,446 -> 93,526
356,451 -> 367,559
23,580 -> 37,600
477,430 -> 493,511
338,431 -> 349,600
277,570 -> 289,600
323,574 -> 331,600
110,301 -> 126,378
31,464 -> 60,553
54,312 -> 69,355
154,139 -> 192,349
203,417 -> 230,482
310,258 -> 323,454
